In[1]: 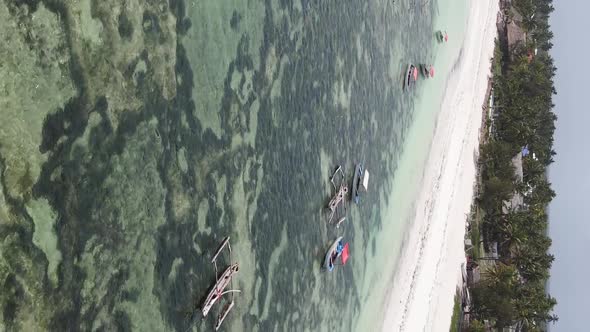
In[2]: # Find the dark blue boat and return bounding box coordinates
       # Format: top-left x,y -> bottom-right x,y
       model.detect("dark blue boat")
351,164 -> 369,204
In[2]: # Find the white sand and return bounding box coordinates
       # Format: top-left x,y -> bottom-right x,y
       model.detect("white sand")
380,0 -> 499,330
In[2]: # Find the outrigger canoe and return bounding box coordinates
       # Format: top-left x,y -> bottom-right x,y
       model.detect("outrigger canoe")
324,237 -> 350,272
197,236 -> 240,331
201,263 -> 239,317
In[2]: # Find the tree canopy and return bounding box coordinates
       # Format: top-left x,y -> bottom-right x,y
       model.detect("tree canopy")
468,0 -> 558,329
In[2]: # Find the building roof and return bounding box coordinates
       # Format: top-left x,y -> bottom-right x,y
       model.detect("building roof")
507,21 -> 526,49
506,7 -> 527,55
502,153 -> 524,213
512,153 -> 523,181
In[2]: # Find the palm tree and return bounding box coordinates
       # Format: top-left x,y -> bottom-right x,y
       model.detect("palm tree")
482,263 -> 519,288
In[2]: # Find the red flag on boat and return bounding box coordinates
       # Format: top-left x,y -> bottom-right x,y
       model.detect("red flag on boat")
341,243 -> 350,265
429,66 -> 435,78
413,68 -> 418,81
444,33 -> 448,42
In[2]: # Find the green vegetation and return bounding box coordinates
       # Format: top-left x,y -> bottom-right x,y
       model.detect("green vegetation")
466,0 -> 558,330
468,207 -> 482,260
466,319 -> 486,332
450,291 -> 462,332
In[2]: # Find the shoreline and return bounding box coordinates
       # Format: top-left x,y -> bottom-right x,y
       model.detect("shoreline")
379,0 -> 500,330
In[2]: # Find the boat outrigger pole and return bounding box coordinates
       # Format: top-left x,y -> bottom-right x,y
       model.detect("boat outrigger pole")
214,301 -> 235,331
212,237 -> 231,263
219,289 -> 241,297
212,236 -> 231,277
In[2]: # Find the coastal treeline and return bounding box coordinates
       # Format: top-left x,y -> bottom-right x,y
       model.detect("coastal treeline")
466,0 -> 558,330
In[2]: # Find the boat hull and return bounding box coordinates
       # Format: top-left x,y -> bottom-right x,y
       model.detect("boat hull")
404,64 -> 415,91
436,30 -> 444,43
352,164 -> 362,204
420,64 -> 430,78
201,263 -> 239,317
324,236 -> 343,272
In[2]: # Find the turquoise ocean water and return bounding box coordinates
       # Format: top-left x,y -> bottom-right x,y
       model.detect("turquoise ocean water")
0,0 -> 470,330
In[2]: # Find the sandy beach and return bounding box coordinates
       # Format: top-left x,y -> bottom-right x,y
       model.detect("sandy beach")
380,0 -> 499,330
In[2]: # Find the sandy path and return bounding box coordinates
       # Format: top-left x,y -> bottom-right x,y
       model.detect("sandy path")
380,0 -> 499,330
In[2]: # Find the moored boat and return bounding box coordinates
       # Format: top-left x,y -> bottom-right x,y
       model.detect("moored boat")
323,237 -> 350,272
420,64 -> 430,78
420,64 -> 435,78
201,263 -> 239,317
351,163 -> 369,204
404,64 -> 418,90
436,30 -> 448,43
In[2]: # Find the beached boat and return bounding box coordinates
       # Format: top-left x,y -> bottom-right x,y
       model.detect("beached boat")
351,163 -> 369,204
323,237 -> 350,272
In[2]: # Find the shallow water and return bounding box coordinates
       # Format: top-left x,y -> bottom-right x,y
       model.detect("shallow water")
0,0 -> 439,330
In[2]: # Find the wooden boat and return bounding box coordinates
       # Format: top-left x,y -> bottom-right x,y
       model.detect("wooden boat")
420,64 -> 435,78
201,263 -> 240,317
404,64 -> 417,90
351,164 -> 369,204
323,237 -> 350,272
420,64 -> 430,78
190,237 -> 241,331
436,30 -> 448,43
